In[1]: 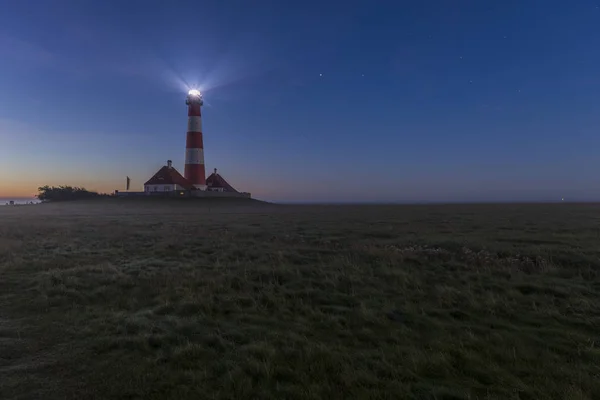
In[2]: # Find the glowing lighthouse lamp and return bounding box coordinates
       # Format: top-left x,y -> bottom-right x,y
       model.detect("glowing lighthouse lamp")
184,89 -> 207,190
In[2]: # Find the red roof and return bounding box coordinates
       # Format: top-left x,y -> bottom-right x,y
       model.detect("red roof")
144,165 -> 195,189
206,168 -> 238,192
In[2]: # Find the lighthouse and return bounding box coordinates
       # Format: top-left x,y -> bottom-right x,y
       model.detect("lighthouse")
133,89 -> 251,199
184,89 -> 206,190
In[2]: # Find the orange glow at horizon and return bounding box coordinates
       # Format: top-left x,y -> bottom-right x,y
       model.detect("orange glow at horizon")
0,175 -> 122,198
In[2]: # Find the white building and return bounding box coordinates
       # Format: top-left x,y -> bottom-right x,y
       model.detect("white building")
143,160 -> 195,193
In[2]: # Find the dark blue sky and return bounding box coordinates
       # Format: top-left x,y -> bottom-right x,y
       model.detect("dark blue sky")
1,0 -> 599,202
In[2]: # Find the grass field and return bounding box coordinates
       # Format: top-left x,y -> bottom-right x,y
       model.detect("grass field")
1,199 -> 600,399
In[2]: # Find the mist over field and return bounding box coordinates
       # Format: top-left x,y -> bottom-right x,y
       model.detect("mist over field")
1,199 -> 599,399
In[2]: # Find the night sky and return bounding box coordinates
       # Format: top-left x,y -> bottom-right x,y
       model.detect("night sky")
1,0 -> 599,202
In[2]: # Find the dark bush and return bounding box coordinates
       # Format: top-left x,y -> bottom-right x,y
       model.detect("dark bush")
37,185 -> 107,202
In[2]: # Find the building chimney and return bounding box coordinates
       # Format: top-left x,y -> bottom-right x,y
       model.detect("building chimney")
167,160 -> 172,168
214,168 -> 217,174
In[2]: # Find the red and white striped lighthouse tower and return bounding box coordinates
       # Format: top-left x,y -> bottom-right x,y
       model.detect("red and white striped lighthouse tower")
184,90 -> 206,190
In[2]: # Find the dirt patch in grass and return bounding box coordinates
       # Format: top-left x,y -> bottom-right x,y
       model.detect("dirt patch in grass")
1,201 -> 600,399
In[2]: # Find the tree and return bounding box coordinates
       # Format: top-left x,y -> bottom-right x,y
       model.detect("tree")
37,185 -> 104,202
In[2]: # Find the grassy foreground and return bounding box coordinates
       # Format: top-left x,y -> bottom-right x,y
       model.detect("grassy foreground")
1,200 -> 600,399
